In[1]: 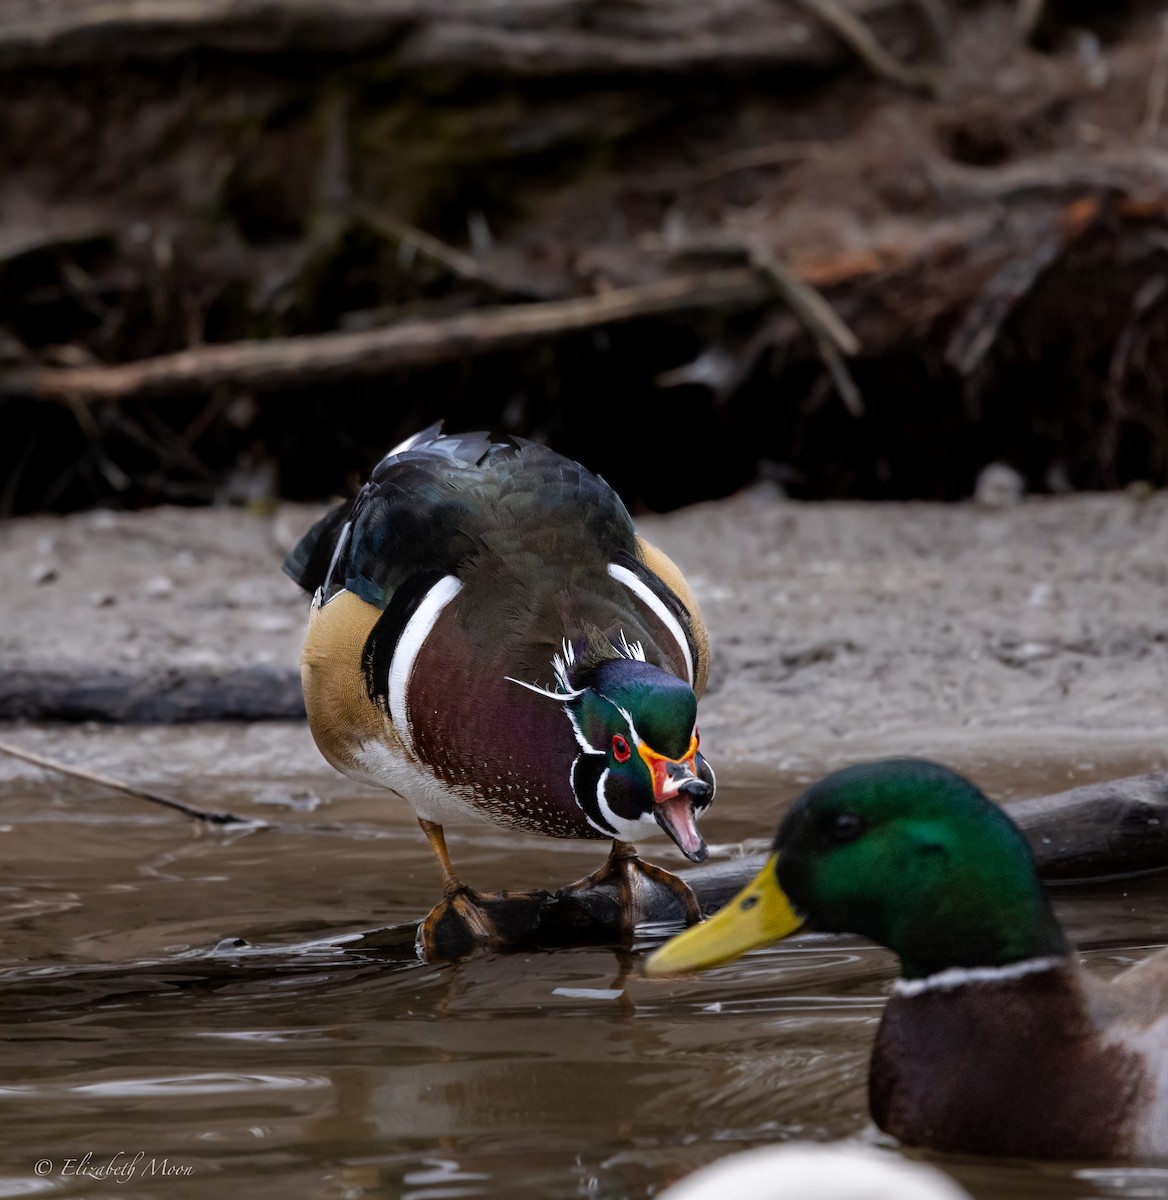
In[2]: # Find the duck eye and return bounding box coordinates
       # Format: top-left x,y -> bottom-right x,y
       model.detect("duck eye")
826,812 -> 865,843
611,735 -> 631,762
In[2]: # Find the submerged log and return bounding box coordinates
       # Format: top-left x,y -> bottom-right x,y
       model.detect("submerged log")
1010,772 -> 1168,882
352,770 -> 1168,961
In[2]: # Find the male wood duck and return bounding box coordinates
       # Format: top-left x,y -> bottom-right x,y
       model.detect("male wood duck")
284,426 -> 715,959
646,758 -> 1168,1160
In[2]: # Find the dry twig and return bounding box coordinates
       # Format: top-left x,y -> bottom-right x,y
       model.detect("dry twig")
789,0 -> 938,95
627,140 -> 829,193
1,269 -> 771,404
748,243 -> 864,414
0,737 -> 261,827
1142,15 -> 1168,143
355,203 -> 556,300
944,226 -> 1068,376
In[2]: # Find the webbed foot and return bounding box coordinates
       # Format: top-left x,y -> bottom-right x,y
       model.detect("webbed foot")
556,840 -> 701,933
416,887 -> 551,962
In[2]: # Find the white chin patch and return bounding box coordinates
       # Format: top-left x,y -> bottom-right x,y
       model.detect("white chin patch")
594,768 -> 658,841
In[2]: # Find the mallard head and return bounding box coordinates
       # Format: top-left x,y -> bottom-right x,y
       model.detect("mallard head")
645,758 -> 1068,978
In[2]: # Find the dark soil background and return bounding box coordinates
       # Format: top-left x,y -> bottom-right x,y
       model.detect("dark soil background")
3,0 -> 1168,515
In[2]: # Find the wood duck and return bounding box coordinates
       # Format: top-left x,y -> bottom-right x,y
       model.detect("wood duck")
284,426 -> 715,959
646,758 -> 1168,1160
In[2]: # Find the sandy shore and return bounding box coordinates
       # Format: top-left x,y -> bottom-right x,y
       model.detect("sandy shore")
2,489 -> 1166,779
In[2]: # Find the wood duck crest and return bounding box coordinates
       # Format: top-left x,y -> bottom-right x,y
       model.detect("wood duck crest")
284,426 -> 714,954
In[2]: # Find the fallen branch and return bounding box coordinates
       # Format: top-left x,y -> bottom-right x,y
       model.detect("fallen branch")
626,140 -> 830,193
748,244 -> 861,358
0,665 -> 304,723
749,244 -> 864,415
2,269 -> 771,404
661,239 -> 865,414
353,770 -> 1168,960
1142,14 -> 1168,143
354,203 -> 560,301
925,150 -> 1168,206
0,0 -> 925,75
790,0 -> 938,95
1008,770 -> 1168,881
0,737 -> 261,827
944,224 -> 1068,376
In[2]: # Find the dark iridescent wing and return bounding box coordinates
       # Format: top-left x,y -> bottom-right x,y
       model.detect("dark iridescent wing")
282,427 -> 638,612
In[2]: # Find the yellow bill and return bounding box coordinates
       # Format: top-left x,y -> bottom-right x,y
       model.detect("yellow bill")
643,854 -> 804,977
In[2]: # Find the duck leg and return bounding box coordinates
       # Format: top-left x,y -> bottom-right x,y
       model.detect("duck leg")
556,840 -> 702,932
415,819 -> 550,961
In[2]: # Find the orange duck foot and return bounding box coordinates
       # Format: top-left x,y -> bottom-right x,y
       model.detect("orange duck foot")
556,840 -> 701,933
415,887 -> 551,962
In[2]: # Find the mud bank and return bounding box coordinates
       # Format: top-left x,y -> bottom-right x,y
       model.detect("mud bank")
6,2 -> 1168,515
1,488 -> 1165,774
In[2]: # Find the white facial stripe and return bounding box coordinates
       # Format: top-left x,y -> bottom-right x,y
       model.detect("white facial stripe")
388,574 -> 463,754
607,563 -> 694,686
594,766 -> 656,840
607,700 -> 642,747
566,704 -> 605,755
893,956 -> 1063,997
572,756 -> 618,837
594,766 -> 614,832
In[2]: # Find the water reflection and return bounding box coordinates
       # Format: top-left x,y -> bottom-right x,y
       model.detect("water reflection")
2,737 -> 1168,1199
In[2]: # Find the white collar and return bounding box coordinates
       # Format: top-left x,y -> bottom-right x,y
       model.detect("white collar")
893,956 -> 1065,998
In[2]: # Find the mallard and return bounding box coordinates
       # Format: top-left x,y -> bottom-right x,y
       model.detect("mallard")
284,426 -> 715,959
645,758 -> 1168,1159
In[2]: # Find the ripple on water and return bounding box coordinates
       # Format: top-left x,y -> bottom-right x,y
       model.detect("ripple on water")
0,1180 -> 60,1198
0,1073 -> 328,1100
3,766 -> 1168,1200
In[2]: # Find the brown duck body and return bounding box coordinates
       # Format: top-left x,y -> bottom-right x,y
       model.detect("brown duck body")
872,955 -> 1168,1158
288,429 -> 711,843
300,533 -> 704,838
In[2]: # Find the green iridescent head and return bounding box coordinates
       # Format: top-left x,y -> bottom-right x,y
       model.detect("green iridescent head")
645,758 -> 1069,981
774,759 -> 1069,977
566,658 -> 713,861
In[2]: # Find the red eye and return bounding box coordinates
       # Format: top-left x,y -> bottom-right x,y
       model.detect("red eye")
612,735 -> 631,762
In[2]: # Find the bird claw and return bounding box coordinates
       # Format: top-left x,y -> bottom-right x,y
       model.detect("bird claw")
557,844 -> 701,932
415,887 -> 551,962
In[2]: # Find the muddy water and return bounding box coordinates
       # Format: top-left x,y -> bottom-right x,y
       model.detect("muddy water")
2,727 -> 1168,1200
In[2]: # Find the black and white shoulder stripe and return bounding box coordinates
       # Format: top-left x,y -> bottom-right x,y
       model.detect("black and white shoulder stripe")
607,555 -> 700,688
362,572 -> 463,752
